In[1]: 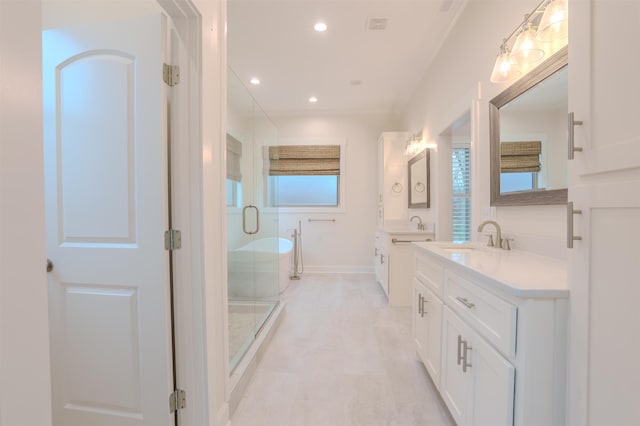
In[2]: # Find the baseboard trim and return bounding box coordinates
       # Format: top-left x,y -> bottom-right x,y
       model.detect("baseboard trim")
302,265 -> 375,274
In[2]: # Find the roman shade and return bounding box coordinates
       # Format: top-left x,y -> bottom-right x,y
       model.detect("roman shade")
500,141 -> 541,173
227,134 -> 242,182
267,145 -> 340,176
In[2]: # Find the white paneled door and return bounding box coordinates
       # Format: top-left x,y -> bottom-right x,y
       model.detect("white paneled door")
44,14 -> 175,426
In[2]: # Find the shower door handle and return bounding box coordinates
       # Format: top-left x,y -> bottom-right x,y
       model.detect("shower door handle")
242,205 -> 260,235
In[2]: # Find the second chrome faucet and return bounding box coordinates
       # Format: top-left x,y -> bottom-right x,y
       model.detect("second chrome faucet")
410,215 -> 425,231
477,220 -> 512,250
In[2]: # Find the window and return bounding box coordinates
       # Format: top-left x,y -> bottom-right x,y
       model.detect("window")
452,146 -> 471,242
265,145 -> 341,207
226,134 -> 243,207
499,140 -> 541,193
500,172 -> 538,193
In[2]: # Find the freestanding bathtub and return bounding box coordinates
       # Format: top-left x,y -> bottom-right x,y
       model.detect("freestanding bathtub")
227,237 -> 293,299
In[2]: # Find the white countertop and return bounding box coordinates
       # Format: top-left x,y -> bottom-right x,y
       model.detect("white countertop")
412,241 -> 568,298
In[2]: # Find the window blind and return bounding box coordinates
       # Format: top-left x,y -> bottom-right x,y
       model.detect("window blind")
452,147 -> 471,243
500,141 -> 541,173
267,145 -> 340,176
226,134 -> 243,182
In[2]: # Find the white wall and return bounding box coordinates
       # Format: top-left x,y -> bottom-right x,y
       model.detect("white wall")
400,0 -> 567,259
269,113 -> 400,272
0,1 -> 53,425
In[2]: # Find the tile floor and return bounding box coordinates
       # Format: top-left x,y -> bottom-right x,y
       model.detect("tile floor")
230,273 -> 455,426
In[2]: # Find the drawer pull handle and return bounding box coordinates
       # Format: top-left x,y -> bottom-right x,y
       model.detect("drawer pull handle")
420,296 -> 427,317
417,294 -> 423,315
456,296 -> 475,309
457,335 -> 463,366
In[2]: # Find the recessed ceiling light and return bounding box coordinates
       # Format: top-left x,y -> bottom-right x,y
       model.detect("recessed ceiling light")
309,96 -> 318,103
314,22 -> 327,32
250,77 -> 260,85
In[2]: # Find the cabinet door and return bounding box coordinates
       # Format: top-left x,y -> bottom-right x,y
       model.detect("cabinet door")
380,250 -> 389,297
470,331 -> 515,426
441,307 -> 471,425
413,279 -> 428,361
422,286 -> 443,388
569,2 -> 640,425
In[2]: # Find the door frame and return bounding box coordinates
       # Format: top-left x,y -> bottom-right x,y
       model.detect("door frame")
158,0 -> 230,424
156,0 -> 227,424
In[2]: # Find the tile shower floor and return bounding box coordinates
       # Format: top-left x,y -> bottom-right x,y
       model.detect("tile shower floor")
231,273 -> 455,426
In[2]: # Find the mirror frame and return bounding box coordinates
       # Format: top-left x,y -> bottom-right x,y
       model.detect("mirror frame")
489,46 -> 568,206
408,149 -> 430,208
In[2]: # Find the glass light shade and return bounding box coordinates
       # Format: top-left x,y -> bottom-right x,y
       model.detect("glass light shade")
510,23 -> 546,65
490,50 -> 515,83
537,0 -> 568,42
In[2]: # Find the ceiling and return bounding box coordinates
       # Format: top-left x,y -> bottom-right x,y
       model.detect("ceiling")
227,0 -> 468,116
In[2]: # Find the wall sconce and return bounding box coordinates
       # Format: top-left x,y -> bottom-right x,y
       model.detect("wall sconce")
405,133 -> 426,156
490,0 -> 568,83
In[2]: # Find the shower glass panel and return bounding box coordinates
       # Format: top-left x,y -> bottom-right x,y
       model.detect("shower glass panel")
227,68 -> 279,372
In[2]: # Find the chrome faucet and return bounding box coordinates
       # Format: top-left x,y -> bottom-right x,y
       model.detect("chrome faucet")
477,220 -> 502,248
410,215 -> 425,231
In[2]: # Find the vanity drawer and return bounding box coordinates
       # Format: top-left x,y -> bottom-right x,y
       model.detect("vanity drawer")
415,252 -> 444,299
444,270 -> 517,357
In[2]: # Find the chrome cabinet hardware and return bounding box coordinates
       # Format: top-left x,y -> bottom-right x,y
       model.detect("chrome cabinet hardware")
420,295 -> 427,318
457,335 -> 473,372
242,205 -> 260,235
417,294 -> 423,315
46,259 -> 53,273
567,201 -> 583,248
456,296 -> 476,309
568,112 -> 583,160
392,238 -> 432,244
462,340 -> 473,373
380,254 -> 385,265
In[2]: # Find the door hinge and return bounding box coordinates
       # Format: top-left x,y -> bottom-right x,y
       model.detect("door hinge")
163,63 -> 180,87
169,389 -> 186,413
164,229 -> 182,251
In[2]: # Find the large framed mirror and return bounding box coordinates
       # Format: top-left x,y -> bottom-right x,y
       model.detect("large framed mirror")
489,46 -> 568,206
408,149 -> 430,208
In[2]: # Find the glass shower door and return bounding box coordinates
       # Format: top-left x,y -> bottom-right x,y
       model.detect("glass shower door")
226,68 -> 279,372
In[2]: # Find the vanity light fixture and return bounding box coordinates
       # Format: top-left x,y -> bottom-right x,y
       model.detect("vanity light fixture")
537,0 -> 568,41
490,41 -> 519,83
405,133 -> 426,156
510,19 -> 546,65
490,0 -> 568,83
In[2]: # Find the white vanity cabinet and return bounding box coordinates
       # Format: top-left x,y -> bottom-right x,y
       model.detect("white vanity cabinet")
413,248 -> 444,386
374,232 -> 389,297
413,279 -> 442,387
378,229 -> 433,306
412,242 -> 568,426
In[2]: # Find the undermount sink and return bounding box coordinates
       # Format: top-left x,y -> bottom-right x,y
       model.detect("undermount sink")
430,242 -> 483,253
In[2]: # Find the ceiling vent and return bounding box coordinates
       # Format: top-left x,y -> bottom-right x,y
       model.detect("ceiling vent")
366,17 -> 388,31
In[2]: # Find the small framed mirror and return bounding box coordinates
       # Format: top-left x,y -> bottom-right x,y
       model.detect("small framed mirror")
408,149 -> 430,208
489,46 -> 568,206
